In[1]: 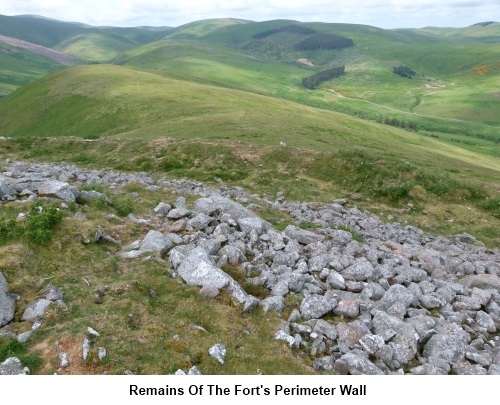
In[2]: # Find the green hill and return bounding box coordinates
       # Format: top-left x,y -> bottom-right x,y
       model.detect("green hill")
0,14 -> 171,63
1,15 -> 498,128
110,18 -> 500,129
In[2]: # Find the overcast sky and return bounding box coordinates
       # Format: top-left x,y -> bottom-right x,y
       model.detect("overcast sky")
0,0 -> 499,29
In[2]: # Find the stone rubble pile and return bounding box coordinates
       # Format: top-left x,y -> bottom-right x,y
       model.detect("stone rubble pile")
1,160 -> 500,375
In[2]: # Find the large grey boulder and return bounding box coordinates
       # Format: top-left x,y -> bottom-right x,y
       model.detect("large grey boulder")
300,294 -> 337,320
167,207 -> 191,220
170,246 -> 258,309
423,322 -> 470,365
283,225 -> 325,245
153,202 -> 171,217
38,180 -> 76,202
237,217 -> 267,235
313,320 -> 338,340
140,230 -> 174,255
329,230 -> 353,246
188,213 -> 213,230
0,357 -> 30,375
260,296 -> 284,315
342,258 -> 374,282
372,311 -> 419,345
194,196 -> 255,220
0,182 -> 16,199
0,272 -> 16,327
378,284 -> 418,310
335,351 -> 385,375
21,298 -> 52,322
76,190 -> 110,204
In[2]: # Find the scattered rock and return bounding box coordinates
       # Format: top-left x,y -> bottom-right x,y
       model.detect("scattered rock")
0,272 -> 16,327
0,357 -> 30,375
208,344 -> 227,364
283,225 -> 325,245
335,351 -> 384,375
2,160 -> 500,375
83,337 -> 91,360
58,352 -> 69,368
38,180 -> 76,202
21,298 -> 52,322
98,347 -> 107,360
87,327 -> 100,337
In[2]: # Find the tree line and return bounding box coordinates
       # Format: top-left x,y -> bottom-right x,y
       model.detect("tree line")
252,25 -> 317,39
294,34 -> 354,51
393,65 -> 416,78
301,66 -> 346,89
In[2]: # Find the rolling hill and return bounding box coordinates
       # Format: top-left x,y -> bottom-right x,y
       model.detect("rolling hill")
0,14 -> 171,56
1,15 -> 498,129
0,38 -> 65,95
1,64 -> 498,178
110,18 -> 500,130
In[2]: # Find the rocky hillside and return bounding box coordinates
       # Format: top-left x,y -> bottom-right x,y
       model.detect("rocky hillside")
1,159 -> 500,375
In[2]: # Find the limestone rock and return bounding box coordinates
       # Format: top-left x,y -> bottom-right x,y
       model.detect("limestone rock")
38,180 -> 76,202
40,284 -> 64,302
260,296 -> 284,315
153,202 -> 171,217
335,352 -> 384,375
208,344 -> 227,364
171,246 -> 258,309
21,298 -> 52,322
140,230 -> 174,255
0,357 -> 30,375
0,182 -> 16,199
195,196 -> 255,220
283,225 -> 325,245
423,322 -> 470,365
300,294 -> 337,320
0,272 -> 16,327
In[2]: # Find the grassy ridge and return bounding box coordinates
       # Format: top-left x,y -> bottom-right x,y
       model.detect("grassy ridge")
0,64 -> 498,176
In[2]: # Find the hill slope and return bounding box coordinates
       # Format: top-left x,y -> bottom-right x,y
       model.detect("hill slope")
1,64 -> 498,182
0,39 -> 65,95
0,14 -> 172,63
115,19 -> 500,127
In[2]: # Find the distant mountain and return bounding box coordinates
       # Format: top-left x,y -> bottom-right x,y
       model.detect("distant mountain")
0,14 -> 172,61
0,34 -> 82,65
471,21 -> 497,27
0,14 -> 172,92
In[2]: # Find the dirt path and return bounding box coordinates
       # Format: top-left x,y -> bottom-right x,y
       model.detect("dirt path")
327,89 -> 500,130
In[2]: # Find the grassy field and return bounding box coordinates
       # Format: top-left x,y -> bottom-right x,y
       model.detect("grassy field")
56,33 -> 140,62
